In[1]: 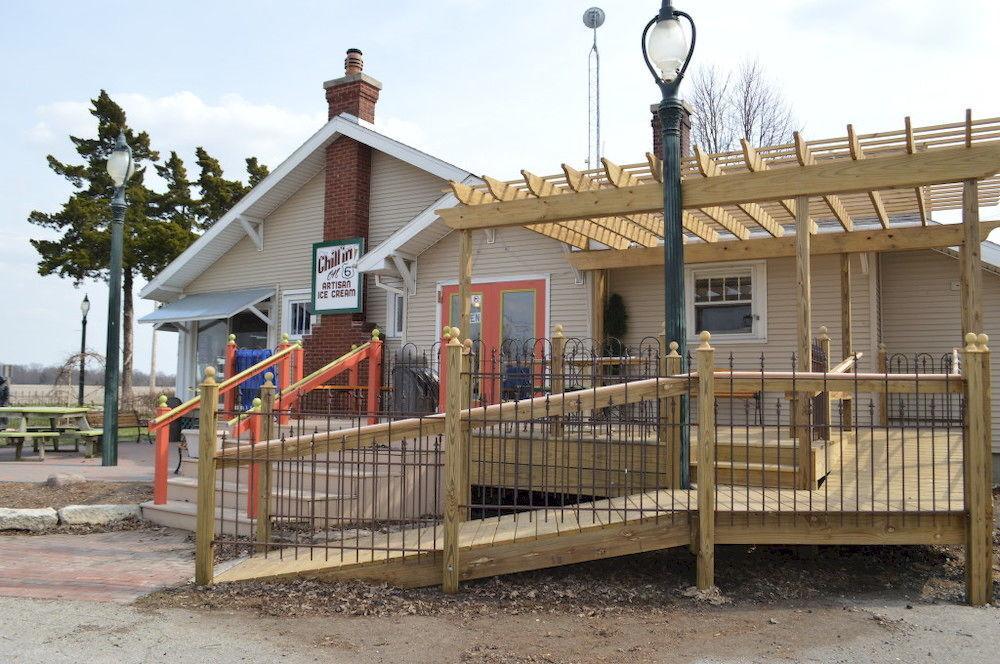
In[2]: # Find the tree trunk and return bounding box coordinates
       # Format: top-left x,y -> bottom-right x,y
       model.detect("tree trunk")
121,268 -> 134,407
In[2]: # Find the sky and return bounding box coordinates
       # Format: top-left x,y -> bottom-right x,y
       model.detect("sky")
1,0 -> 998,379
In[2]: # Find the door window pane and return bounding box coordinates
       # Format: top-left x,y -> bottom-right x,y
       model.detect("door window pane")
196,320 -> 228,379
449,293 -> 482,341
501,291 -> 536,347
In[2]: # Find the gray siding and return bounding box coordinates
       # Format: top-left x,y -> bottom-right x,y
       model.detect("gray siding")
184,169 -> 326,334
881,250 -> 1000,451
609,254 -> 876,370
407,227 -> 590,349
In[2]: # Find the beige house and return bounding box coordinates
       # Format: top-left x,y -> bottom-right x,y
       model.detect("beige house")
140,52 -> 1000,477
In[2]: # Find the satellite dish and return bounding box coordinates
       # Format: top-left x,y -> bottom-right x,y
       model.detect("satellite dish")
582,7 -> 605,29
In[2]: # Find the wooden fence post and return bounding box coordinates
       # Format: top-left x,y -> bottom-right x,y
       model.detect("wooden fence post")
153,395 -> 170,505
962,332 -> 993,606
223,334 -> 237,415
438,326 -> 451,413
195,366 -> 220,586
877,343 -> 888,427
256,373 -> 276,550
818,326 -> 832,441
660,323 -> 682,489
367,329 -> 383,425
442,330 -> 465,593
550,325 -> 565,438
460,337 -> 473,520
245,398 -> 262,519
696,331 -> 715,590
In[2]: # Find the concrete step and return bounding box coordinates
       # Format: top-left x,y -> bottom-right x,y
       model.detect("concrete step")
140,499 -> 254,536
166,476 -> 353,512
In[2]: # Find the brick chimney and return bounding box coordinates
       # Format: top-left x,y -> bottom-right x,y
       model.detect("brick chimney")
650,101 -> 692,159
304,50 -> 383,386
323,48 -> 382,122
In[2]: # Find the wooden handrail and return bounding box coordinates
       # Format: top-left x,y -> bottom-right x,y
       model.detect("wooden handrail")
150,341 -> 301,431
829,352 -> 863,374
215,365 -> 965,467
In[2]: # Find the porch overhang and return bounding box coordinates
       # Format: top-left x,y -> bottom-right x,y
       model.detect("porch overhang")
138,287 -> 275,330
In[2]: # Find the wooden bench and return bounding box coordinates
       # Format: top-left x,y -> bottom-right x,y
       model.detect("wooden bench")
0,431 -> 61,461
86,410 -> 151,444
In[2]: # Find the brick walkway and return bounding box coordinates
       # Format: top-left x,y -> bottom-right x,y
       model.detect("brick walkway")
0,530 -> 192,603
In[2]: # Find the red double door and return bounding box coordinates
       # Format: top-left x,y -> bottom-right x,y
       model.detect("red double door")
439,278 -> 547,406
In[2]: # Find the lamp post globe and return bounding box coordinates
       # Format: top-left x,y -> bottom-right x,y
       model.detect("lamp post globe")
642,0 -> 695,486
78,294 -> 90,406
102,131 -> 134,466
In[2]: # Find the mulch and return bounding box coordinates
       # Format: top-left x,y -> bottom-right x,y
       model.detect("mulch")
0,481 -> 152,510
139,542 -> 978,618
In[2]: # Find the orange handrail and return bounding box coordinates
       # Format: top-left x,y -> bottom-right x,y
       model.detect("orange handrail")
228,338 -> 380,438
149,340 -> 301,432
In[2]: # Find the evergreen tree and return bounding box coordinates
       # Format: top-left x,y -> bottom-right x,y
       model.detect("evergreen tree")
28,91 -> 197,405
195,147 -> 247,228
245,156 -> 270,188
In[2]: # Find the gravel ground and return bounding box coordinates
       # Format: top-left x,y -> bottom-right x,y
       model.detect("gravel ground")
0,481 -> 151,509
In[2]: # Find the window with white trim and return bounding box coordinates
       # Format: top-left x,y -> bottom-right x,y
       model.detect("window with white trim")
281,290 -> 314,341
686,262 -> 766,341
386,291 -> 405,339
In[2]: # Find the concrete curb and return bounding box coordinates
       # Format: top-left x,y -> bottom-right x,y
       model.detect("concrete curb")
0,504 -> 142,531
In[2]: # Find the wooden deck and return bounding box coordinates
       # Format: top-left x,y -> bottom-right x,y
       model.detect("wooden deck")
214,426 -> 966,587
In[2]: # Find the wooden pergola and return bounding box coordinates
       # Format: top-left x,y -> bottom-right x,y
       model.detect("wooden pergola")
438,112 -> 1000,363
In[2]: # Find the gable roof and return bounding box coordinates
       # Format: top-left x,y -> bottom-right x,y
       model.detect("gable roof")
140,113 -> 472,301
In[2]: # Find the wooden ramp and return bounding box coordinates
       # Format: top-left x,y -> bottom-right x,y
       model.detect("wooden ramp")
214,491 -> 694,588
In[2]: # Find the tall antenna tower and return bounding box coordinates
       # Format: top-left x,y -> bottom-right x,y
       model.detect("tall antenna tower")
583,7 -> 605,169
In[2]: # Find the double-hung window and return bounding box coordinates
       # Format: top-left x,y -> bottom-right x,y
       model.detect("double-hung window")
281,289 -> 314,341
686,262 -> 766,342
386,291 -> 405,339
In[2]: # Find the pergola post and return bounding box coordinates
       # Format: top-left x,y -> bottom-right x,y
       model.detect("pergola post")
591,269 -> 608,350
795,196 -> 813,489
458,229 -> 473,337
960,180 -> 983,339
839,253 -> 854,430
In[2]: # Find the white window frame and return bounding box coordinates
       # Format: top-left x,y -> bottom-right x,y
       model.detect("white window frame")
685,261 -> 767,343
281,288 -> 315,341
385,290 -> 406,339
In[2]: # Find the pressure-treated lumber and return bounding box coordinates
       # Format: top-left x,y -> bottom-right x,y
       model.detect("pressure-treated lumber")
442,336 -> 464,593
694,146 -> 784,237
696,333 -> 715,590
458,230 -> 473,338
564,220 -> 1000,271
847,124 -> 890,227
840,254 -> 853,358
960,180 -> 983,338
795,132 -> 853,231
195,367 -> 220,586
962,333 -> 993,606
794,197 -> 813,489
437,144 -> 1000,230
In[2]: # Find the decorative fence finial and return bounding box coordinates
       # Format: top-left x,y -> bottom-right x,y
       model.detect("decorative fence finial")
372,328 -> 381,340
157,394 -> 168,407
668,340 -> 680,357
977,333 -> 989,351
281,332 -> 290,343
698,330 -> 712,349
228,333 -> 237,344
263,371 -> 274,386
204,365 -> 217,382
965,332 -> 979,351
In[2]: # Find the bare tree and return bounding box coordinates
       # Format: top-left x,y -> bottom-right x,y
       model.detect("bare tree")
687,58 -> 797,153
689,65 -> 735,154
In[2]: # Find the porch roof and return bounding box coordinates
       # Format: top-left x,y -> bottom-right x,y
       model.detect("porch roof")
436,112 -> 1000,264
138,287 -> 274,328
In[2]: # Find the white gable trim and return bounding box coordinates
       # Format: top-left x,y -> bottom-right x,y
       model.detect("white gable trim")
140,114 -> 471,301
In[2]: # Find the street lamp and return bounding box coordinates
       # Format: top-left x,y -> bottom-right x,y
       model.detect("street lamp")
79,294 -> 90,406
642,0 -> 695,486
102,132 -> 134,466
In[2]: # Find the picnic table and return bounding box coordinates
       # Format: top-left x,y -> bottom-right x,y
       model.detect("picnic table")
0,406 -> 100,461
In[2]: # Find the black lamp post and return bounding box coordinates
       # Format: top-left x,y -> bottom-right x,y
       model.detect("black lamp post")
642,1 -> 695,486
102,132 -> 135,466
78,294 -> 90,406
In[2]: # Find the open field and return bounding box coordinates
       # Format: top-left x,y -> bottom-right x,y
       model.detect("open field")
6,384 -> 175,409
